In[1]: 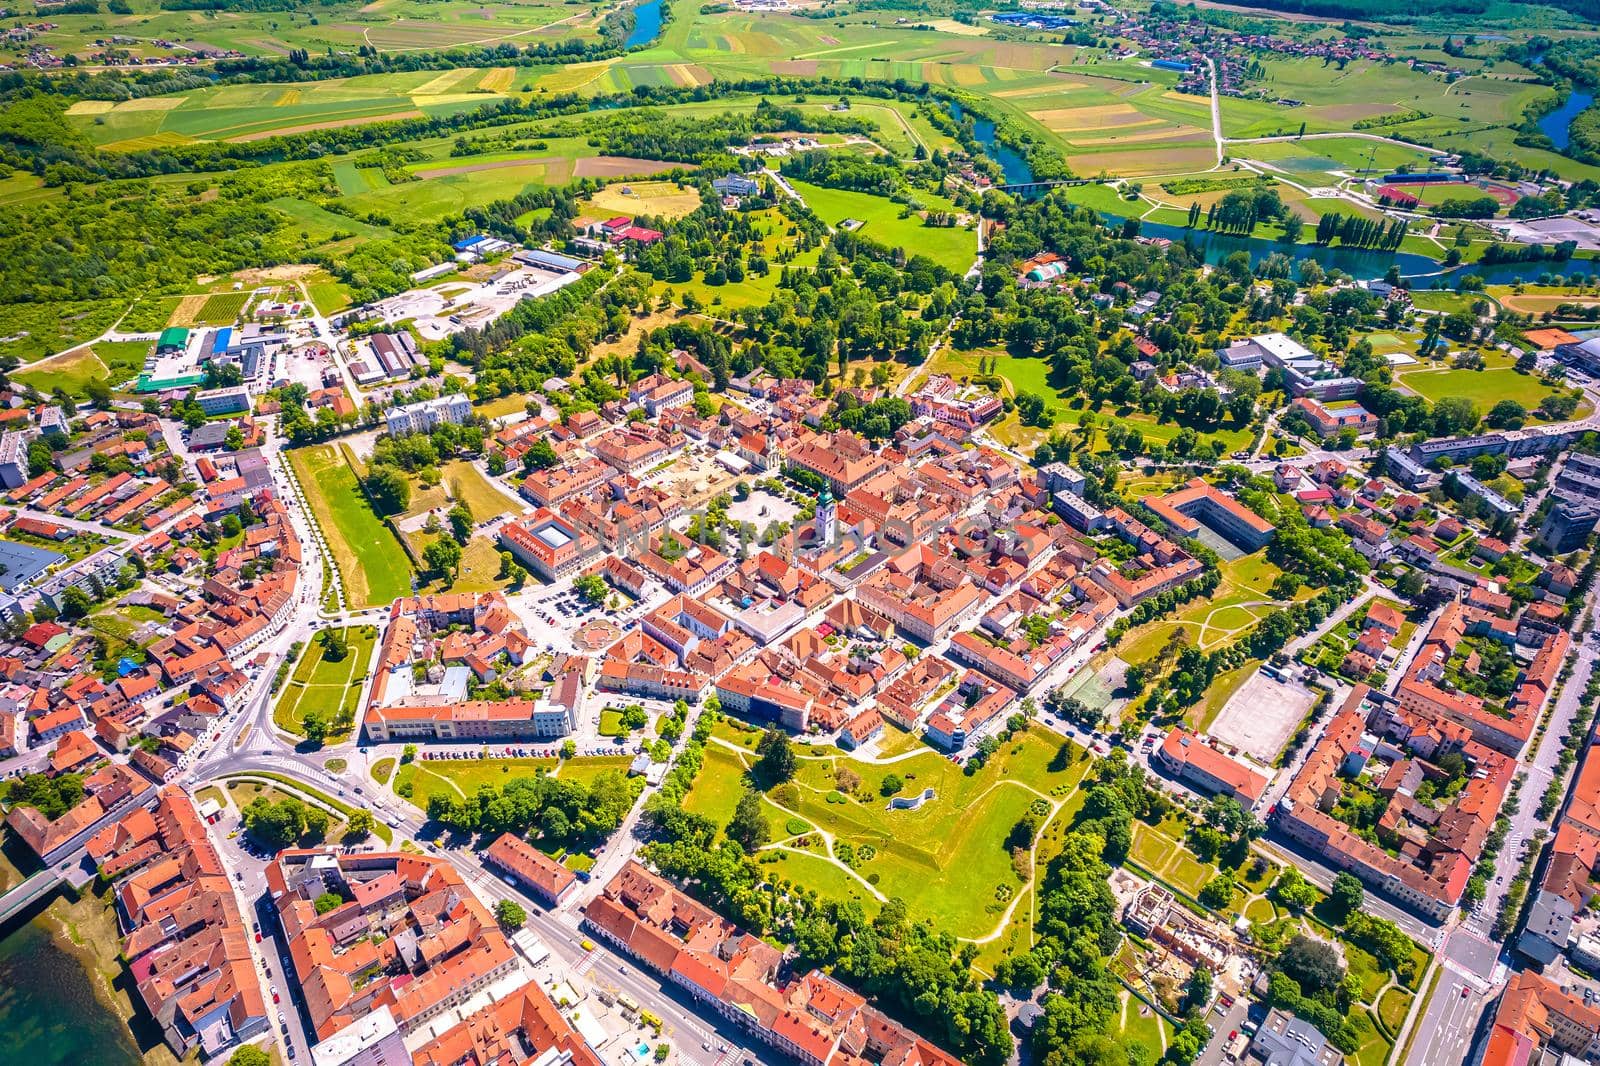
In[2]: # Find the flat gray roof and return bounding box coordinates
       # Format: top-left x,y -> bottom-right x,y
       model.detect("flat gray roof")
0,539 -> 67,592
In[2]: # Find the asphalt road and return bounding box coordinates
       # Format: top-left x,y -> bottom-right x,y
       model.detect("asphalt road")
1403,964 -> 1493,1066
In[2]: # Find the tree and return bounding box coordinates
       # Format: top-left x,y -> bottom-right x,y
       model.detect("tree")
880,773 -> 904,796
1168,1017 -> 1212,1066
727,789 -> 770,852
575,573 -> 608,605
1198,874 -> 1235,909
494,898 -> 527,929
561,739 -> 576,759
424,536 -> 463,577
1486,399 -> 1527,429
1276,934 -> 1345,996
301,707 -> 331,745
242,796 -> 324,850
59,586 -> 92,620
996,950 -> 1046,990
1432,395 -> 1479,436
524,438 -> 559,470
402,744 -> 418,764
314,891 -> 344,915
303,806 -> 330,841
1184,963 -> 1213,1011
1273,868 -> 1321,914
228,1048 -> 271,1066
1395,569 -> 1426,601
1015,391 -> 1050,427
447,502 -> 473,544
364,464 -> 411,514
755,728 -> 796,785
318,627 -> 349,662
1329,872 -> 1364,920
345,809 -> 376,840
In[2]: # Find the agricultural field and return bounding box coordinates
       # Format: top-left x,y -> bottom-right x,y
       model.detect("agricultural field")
581,180 -> 705,221
24,0 -> 601,66
1231,136 -> 1436,182
287,443 -> 416,609
274,627 -> 379,739
1219,56 -> 1554,141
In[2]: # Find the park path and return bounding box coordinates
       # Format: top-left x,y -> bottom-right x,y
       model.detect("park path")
710,733 -> 950,767
711,733 -> 1087,945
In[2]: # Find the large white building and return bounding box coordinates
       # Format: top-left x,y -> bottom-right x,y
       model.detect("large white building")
385,393 -> 473,436
195,385 -> 251,416
1218,332 -> 1362,400
309,1007 -> 408,1066
0,430 -> 29,489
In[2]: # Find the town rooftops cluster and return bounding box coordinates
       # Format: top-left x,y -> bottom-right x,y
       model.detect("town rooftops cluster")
584,861 -> 961,1066
5,481 -> 303,862
1274,683 -> 1516,920
87,786 -> 268,1059
265,848 -> 520,1041
364,592 -> 581,743
1519,719 -> 1600,967
1395,600 -> 1569,758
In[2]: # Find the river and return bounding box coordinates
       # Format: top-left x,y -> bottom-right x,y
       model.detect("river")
1103,215 -> 1595,285
0,916 -> 142,1066
945,99 -> 1591,284
947,101 -> 1035,186
1539,90 -> 1594,151
624,0 -> 664,48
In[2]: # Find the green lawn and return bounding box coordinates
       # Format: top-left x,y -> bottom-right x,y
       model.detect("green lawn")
1106,990 -> 1172,1054
686,726 -> 1091,939
1116,551 -> 1288,666
787,179 -> 976,274
1377,986 -> 1413,1034
12,346 -> 116,397
394,754 -> 633,810
1394,354 -> 1584,420
559,755 -> 638,788
287,444 -> 415,609
684,745 -> 755,825
923,346 -> 1253,456
274,627 -> 378,738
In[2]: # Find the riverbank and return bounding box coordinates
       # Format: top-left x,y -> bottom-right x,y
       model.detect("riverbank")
0,831 -> 174,1066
